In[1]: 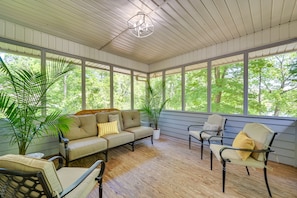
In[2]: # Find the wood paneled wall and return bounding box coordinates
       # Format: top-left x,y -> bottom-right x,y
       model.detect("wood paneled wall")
159,111 -> 297,167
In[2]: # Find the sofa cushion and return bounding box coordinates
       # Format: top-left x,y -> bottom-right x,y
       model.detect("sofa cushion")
108,114 -> 121,132
121,110 -> 141,129
97,121 -> 119,137
125,126 -> 153,140
0,154 -> 63,196
96,111 -> 124,131
103,132 -> 134,148
59,137 -> 107,161
64,114 -> 97,141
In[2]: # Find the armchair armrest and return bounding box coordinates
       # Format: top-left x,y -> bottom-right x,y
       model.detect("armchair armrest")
48,156 -> 64,170
219,147 -> 274,162
208,135 -> 233,144
60,160 -> 105,197
187,124 -> 204,131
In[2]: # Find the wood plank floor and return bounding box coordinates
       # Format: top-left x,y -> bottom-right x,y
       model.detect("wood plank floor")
69,135 -> 297,198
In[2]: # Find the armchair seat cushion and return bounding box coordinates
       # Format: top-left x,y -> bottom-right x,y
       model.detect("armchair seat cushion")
59,137 -> 107,161
210,144 -> 265,168
57,167 -> 100,198
125,126 -> 153,140
189,130 -> 213,140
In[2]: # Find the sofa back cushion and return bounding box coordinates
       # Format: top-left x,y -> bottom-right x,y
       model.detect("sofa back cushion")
121,110 -> 141,129
96,111 -> 124,131
64,114 -> 97,140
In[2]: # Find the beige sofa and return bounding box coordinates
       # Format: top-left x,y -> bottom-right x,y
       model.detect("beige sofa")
59,110 -> 153,166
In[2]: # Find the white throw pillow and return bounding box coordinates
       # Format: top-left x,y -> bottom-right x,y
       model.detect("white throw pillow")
203,122 -> 219,135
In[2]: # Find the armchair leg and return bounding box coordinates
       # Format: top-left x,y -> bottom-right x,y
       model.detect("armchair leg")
245,166 -> 250,176
189,135 -> 191,149
264,167 -> 272,197
99,179 -> 103,198
222,161 -> 226,193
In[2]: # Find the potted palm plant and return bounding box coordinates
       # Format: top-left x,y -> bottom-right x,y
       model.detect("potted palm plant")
0,57 -> 73,155
140,80 -> 169,139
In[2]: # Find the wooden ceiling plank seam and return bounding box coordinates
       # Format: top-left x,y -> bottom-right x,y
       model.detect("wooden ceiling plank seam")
212,0 -> 240,39
188,0 -> 225,44
154,6 -> 205,49
200,0 -> 231,42
171,0 -> 217,44
290,0 -> 297,21
261,0 -> 273,29
225,0 -> 247,37
249,0 -> 263,33
150,9 -> 207,49
271,0 -> 284,27
281,0 -> 296,23
176,0 -> 218,46
236,0 -> 255,35
162,2 -> 208,47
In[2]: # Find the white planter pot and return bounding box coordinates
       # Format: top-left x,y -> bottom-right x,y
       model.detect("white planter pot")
153,129 -> 160,139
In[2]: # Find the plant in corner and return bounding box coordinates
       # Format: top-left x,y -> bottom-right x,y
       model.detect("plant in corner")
140,80 -> 169,131
0,57 -> 74,155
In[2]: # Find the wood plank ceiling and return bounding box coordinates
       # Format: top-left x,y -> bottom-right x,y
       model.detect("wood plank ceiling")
0,0 -> 296,65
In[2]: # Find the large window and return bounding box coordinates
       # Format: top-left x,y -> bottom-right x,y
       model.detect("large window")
46,53 -> 82,114
211,55 -> 244,114
113,67 -> 131,110
0,42 -> 41,117
248,47 -> 297,117
133,71 -> 147,109
165,68 -> 182,110
85,62 -> 110,109
185,62 -> 207,112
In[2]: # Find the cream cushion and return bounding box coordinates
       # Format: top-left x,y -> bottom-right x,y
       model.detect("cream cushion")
121,110 -> 141,129
65,114 -> 98,141
243,123 -> 274,161
125,126 -> 153,139
59,137 -> 107,161
57,167 -> 100,198
0,154 -> 63,196
109,114 -> 121,132
210,144 -> 266,168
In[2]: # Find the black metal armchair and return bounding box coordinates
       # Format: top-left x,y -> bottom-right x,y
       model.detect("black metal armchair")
188,114 -> 227,159
209,123 -> 277,197
0,154 -> 105,198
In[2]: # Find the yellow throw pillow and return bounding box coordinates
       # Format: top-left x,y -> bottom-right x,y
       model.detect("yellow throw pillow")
97,121 -> 119,137
232,131 -> 255,160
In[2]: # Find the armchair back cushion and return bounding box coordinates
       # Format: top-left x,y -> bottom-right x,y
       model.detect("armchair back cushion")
121,110 -> 141,130
0,154 -> 63,196
207,114 -> 226,136
242,123 -> 275,161
65,114 -> 97,141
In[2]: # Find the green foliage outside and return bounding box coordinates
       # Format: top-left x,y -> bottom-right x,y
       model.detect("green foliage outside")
1,47 -> 297,118
0,55 -> 74,154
